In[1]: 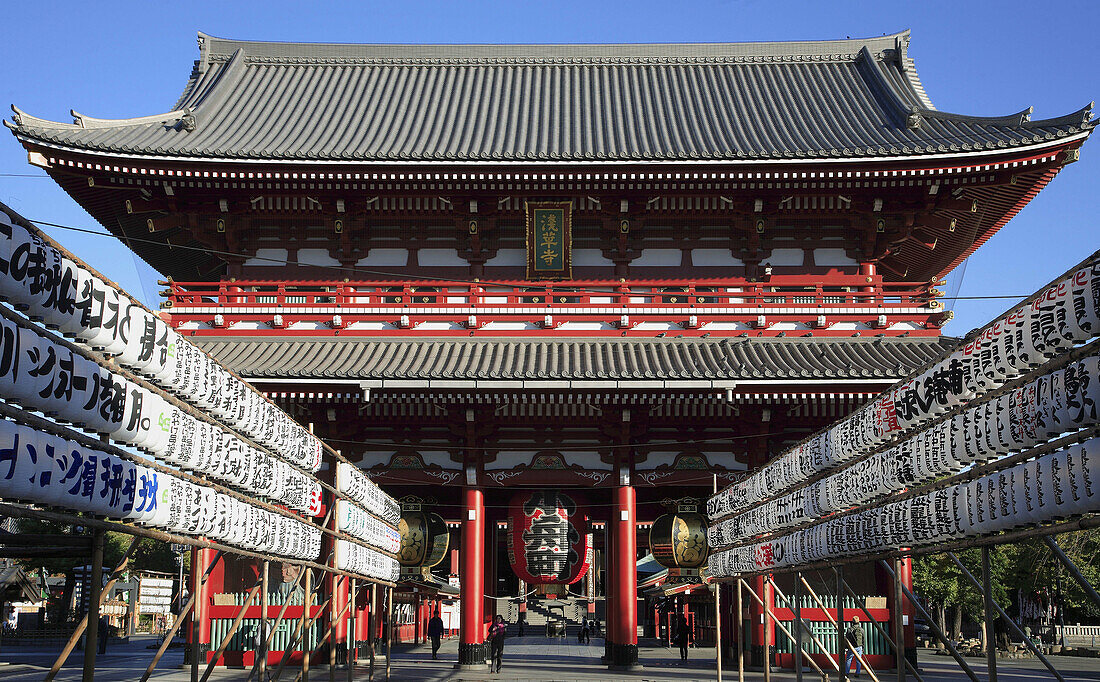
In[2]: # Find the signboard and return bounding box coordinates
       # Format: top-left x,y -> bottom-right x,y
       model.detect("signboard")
138,576 -> 175,615
525,201 -> 572,280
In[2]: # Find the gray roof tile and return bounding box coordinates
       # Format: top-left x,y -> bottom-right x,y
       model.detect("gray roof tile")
8,31 -> 1093,162
194,336 -> 957,382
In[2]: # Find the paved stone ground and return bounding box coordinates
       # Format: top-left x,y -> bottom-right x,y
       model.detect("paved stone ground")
3,634 -> 1100,681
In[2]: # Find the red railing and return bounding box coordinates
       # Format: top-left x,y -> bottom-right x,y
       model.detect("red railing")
161,276 -> 946,337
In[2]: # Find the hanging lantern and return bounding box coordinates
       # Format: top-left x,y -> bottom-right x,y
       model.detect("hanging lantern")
507,490 -> 589,585
398,509 -> 449,567
650,509 -> 709,569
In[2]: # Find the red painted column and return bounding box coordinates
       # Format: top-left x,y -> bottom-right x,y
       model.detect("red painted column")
750,574 -> 775,667
353,587 -> 369,662
458,487 -> 486,667
608,485 -> 638,667
189,547 -> 218,665
900,556 -> 917,666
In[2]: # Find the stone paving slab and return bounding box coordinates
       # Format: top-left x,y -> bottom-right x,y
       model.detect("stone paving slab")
4,635 -> 1100,681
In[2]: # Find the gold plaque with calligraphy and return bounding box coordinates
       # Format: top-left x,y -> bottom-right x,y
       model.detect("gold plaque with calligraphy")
525,201 -> 573,280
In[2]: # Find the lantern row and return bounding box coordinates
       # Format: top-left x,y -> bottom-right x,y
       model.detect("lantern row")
336,462 -> 401,526
709,259 -> 1100,521
0,211 -> 322,473
335,499 -> 401,555
0,312 -> 319,515
708,436 -> 1100,577
334,539 -> 401,583
709,352 -> 1100,548
0,419 -> 321,560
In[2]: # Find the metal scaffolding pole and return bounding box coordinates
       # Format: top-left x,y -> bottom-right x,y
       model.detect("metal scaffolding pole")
946,552 -> 1065,682
877,560 -> 980,682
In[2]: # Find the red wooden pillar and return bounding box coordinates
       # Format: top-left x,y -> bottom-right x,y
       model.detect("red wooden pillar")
457,487 -> 486,667
189,547 -> 219,665
353,585 -> 369,662
608,485 -> 638,668
899,556 -> 917,666
750,574 -> 774,667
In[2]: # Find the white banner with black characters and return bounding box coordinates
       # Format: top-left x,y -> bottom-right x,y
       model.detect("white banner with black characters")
0,418 -> 321,560
0,208 -> 324,475
709,258 -> 1100,522
334,539 -> 400,582
707,437 -> 1100,578
336,462 -> 400,526
708,353 -> 1100,550
0,311 -> 320,515
335,499 -> 401,554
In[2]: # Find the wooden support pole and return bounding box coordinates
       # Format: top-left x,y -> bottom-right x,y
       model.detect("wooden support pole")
268,597 -> 332,682
792,572 -> 803,682
796,575 -> 843,671
140,552 -> 224,682
386,586 -> 393,681
303,567 -> 312,682
245,563 -> 307,682
948,552 -> 1065,682
749,578 -> 831,681
200,582 -> 263,682
81,528 -> 106,682
1043,537 -> 1100,613
893,558 -> 906,682
368,584 -> 376,679
878,560 -> 980,682
981,548 -> 997,682
260,561 -> 270,679
736,578 -> 744,682
762,575 -> 772,682
835,568 -> 923,682
45,534 -> 140,682
714,474 -> 723,682
837,567 -> 847,682
348,578 -> 357,682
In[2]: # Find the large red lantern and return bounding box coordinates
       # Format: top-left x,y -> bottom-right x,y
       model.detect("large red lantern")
507,490 -> 589,585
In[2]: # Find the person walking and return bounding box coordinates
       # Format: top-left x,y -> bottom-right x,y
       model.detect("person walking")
674,615 -> 690,660
488,614 -> 508,674
427,609 -> 445,660
578,619 -> 590,645
844,616 -> 865,678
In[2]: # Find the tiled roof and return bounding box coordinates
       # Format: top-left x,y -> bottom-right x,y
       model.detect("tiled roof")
7,31 -> 1093,162
194,336 -> 957,381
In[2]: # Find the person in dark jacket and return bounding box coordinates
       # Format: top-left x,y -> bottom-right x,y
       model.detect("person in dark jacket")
427,610 -> 445,660
674,615 -> 690,660
488,615 -> 507,673
844,616 -> 865,677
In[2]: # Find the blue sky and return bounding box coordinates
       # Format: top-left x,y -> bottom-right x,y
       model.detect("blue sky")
1,0 -> 1097,335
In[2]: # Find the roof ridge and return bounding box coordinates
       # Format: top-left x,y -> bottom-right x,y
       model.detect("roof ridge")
195,29 -> 912,65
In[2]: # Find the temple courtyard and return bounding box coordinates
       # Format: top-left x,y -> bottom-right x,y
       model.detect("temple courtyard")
2,635 -> 1098,681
